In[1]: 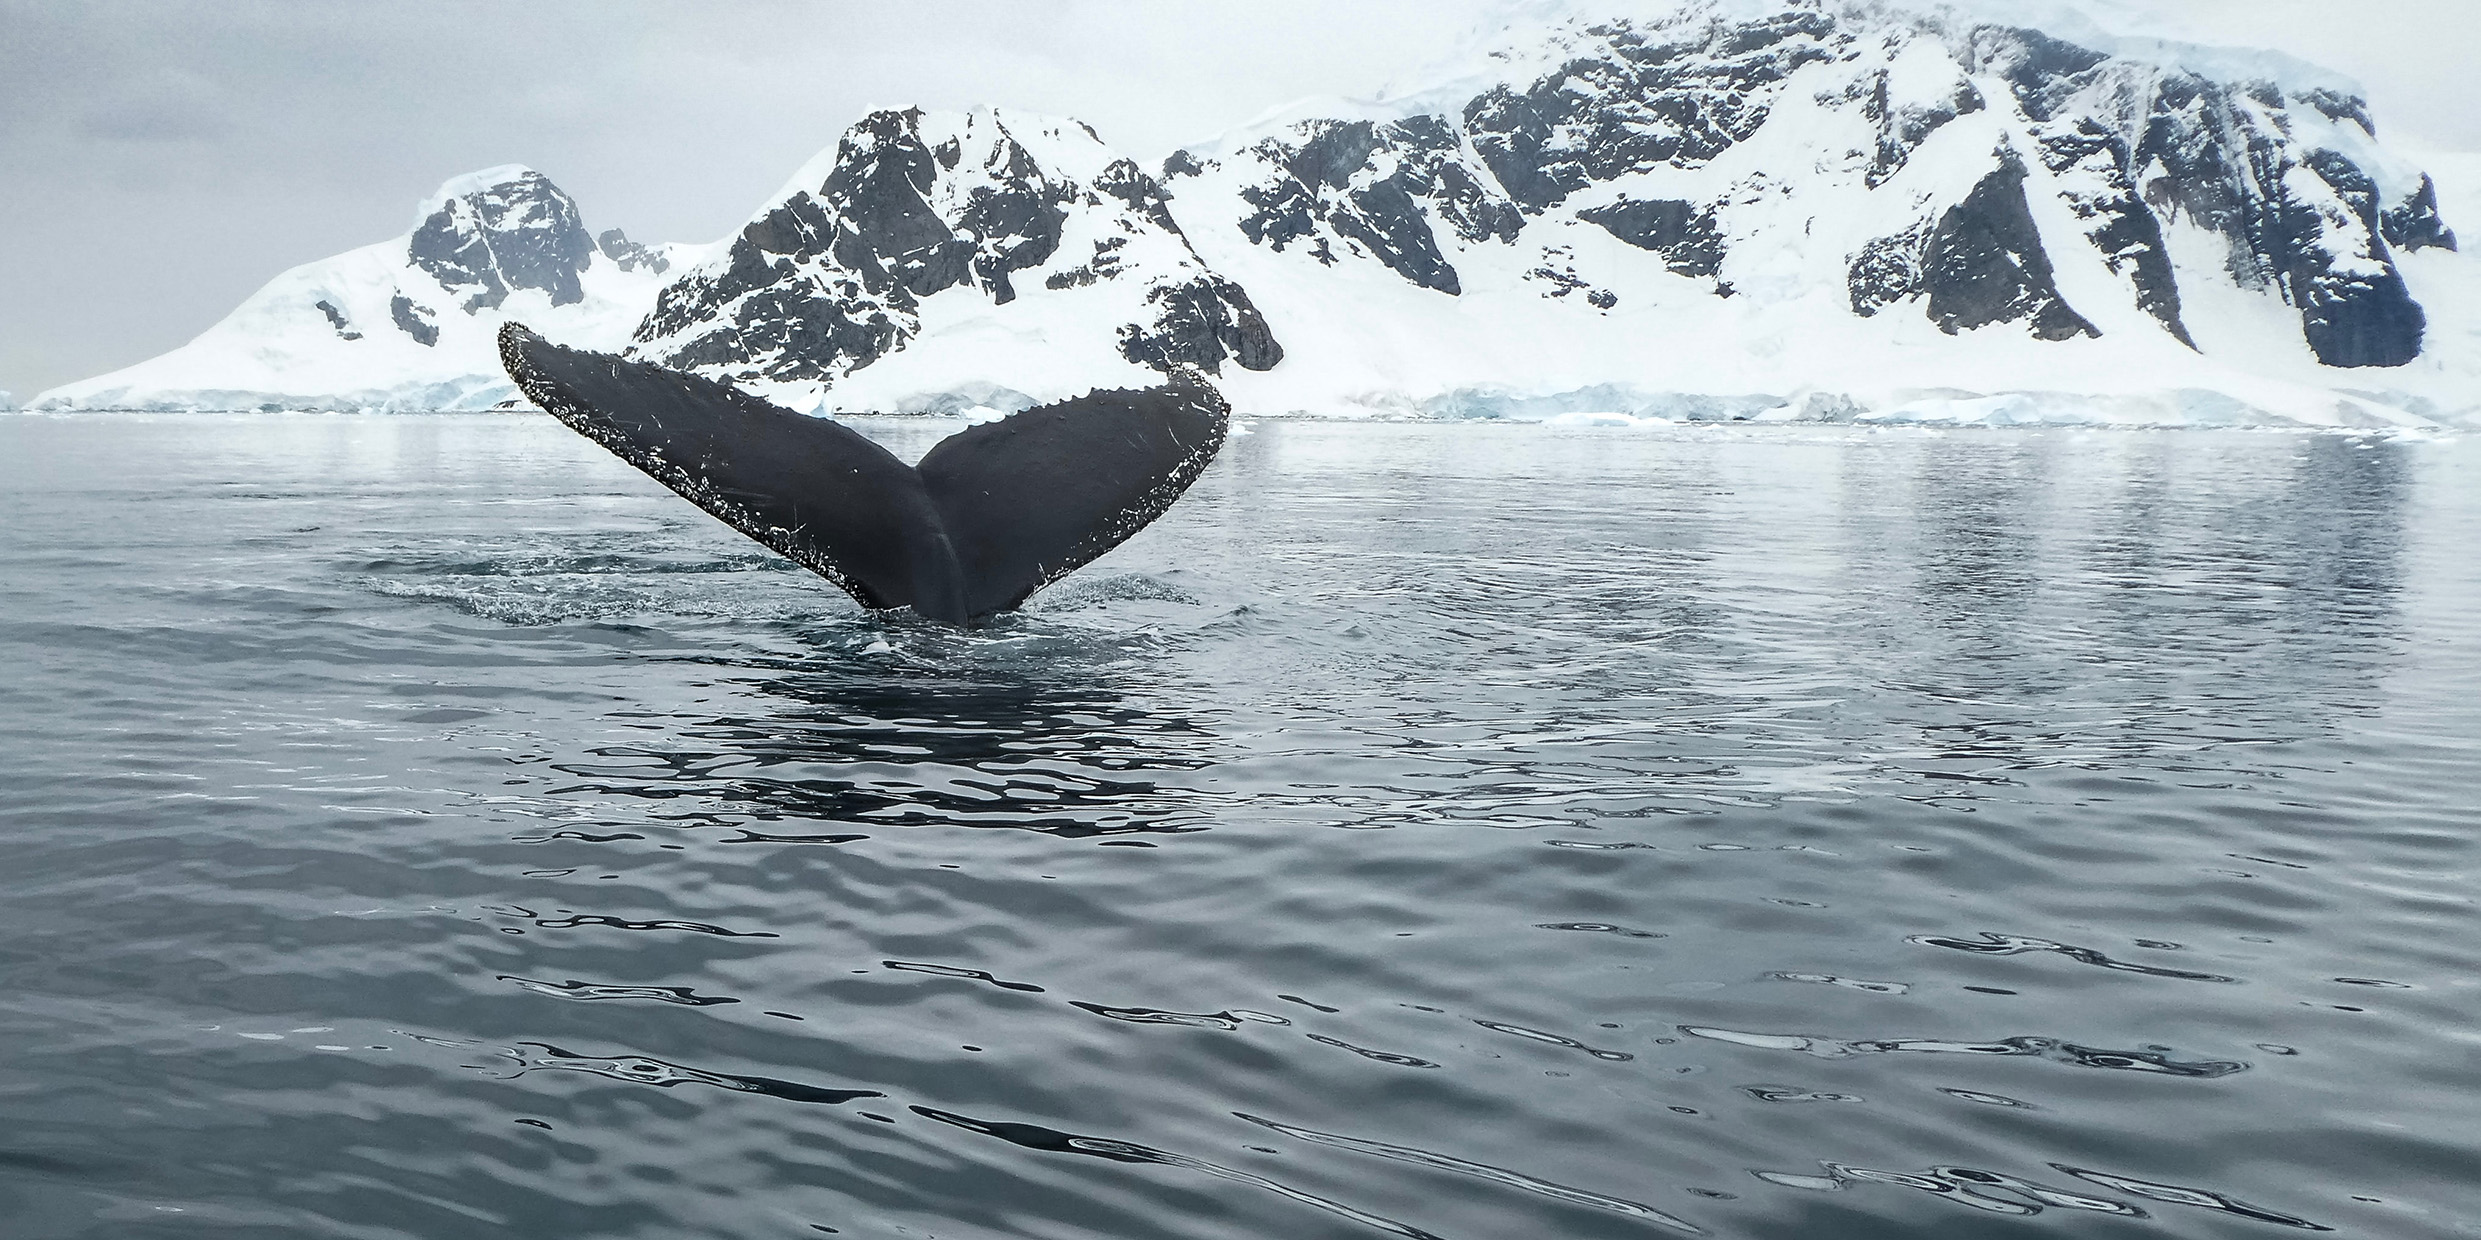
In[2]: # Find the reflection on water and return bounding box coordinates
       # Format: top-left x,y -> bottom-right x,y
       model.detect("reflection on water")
1,414 -> 2478,1239
550,666 -> 1219,839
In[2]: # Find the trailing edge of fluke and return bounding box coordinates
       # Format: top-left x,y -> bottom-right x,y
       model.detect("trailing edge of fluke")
497,323 -> 1229,626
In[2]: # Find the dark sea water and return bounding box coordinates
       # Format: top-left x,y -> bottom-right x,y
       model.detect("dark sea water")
3,412 -> 2478,1240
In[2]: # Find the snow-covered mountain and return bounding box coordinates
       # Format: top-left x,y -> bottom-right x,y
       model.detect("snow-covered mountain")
1160,0 -> 2472,425
628,106 -> 1280,414
32,0 -> 2479,427
34,166 -> 687,411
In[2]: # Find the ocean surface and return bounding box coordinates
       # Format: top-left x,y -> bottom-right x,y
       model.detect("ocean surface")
3,412 -> 2478,1240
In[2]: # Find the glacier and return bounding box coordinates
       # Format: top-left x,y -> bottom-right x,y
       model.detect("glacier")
30,0 -> 2481,429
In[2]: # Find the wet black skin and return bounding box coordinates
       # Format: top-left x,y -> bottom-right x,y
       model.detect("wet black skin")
498,323 -> 1228,626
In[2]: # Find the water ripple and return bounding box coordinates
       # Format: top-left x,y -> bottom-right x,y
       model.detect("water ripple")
1236,1112 -> 1703,1232
1474,1019 -> 1636,1062
883,960 -> 1047,993
498,976 -> 739,1006
1537,921 -> 1668,938
494,1042 -> 883,1106
1303,1033 -> 1441,1069
1071,1003 -> 1291,1031
1680,1026 -> 2248,1077
909,1106 -> 1454,1240
2052,1164 -> 2333,1230
1909,931 -> 2240,982
4,416 -> 2470,1238
1754,1162 -> 2148,1219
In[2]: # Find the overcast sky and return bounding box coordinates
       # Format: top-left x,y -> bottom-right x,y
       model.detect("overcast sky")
4,0 -> 2475,400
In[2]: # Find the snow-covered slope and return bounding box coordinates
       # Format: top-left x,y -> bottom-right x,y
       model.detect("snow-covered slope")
627,106 -> 1279,414
1154,0 -> 2475,427
32,0 -> 2479,428
33,167 -> 687,411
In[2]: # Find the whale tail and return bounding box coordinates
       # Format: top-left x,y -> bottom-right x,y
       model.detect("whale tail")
498,323 -> 1229,626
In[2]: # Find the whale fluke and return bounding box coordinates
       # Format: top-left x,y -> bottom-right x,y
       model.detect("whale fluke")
498,323 -> 1228,625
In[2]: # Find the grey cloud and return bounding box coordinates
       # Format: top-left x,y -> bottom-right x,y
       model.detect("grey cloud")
74,73 -> 232,143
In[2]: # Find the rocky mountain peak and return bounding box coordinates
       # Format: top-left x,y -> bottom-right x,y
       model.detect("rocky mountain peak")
408,165 -> 596,313
28,164 -> 675,412
1161,1 -> 2456,369
630,106 -> 1279,395
31,2 -> 2474,423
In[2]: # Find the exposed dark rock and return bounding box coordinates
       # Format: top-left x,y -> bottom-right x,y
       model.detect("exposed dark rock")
1520,245 -> 1618,307
313,299 -> 362,341
2038,121 -> 2194,346
1119,278 -> 1283,374
658,284 -> 909,381
1238,174 -> 1322,250
1224,115 -> 1515,294
2276,155 -> 2425,367
610,8 -> 2453,389
596,228 -> 670,275
1849,224 -> 1930,318
1287,121 -> 1384,191
1092,159 -> 1183,235
406,219 -> 497,311
1970,26 -> 2109,121
390,295 -> 438,347
956,180 -> 1067,305
2381,174 -> 2458,253
2144,82 -> 2298,292
637,110 -> 1032,380
2293,269 -> 2425,368
1331,177 -> 1462,294
1854,68 -> 1984,187
637,174 -> 916,382
2124,70 -> 2435,364
408,170 -> 593,312
2305,150 -> 2386,233
1853,158 -> 2098,340
2296,88 -> 2376,137
1390,115 -> 1523,245
1427,159 -> 1525,245
1045,237 -> 1125,290
1578,198 -> 1724,278
1464,12 -> 1841,209
635,108 -> 1284,387
1463,83 -> 1571,210
1529,263 -> 1590,297
1924,159 -> 2099,340
820,109 -> 979,303
2134,72 -> 2258,247
1714,8 -> 1836,57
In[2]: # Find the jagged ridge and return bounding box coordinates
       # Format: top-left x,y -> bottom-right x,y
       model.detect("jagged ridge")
629,107 -> 1280,401
1164,3 -> 2452,368
30,1 -> 2473,427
